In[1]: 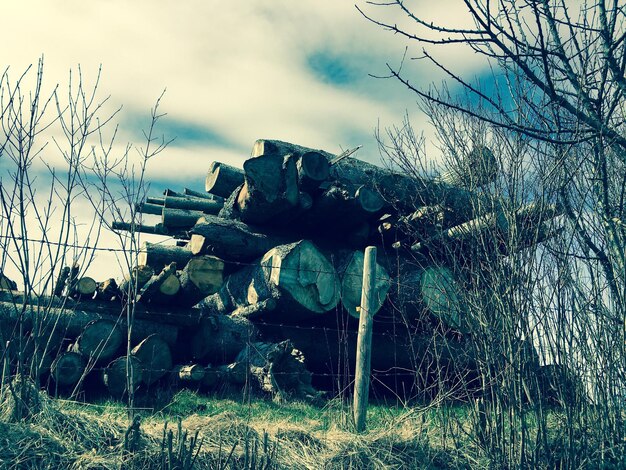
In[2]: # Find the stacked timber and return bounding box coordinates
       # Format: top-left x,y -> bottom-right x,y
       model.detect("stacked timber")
0,137 -> 560,401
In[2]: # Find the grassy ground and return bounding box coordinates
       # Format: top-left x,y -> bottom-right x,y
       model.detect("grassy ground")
0,383 -> 479,469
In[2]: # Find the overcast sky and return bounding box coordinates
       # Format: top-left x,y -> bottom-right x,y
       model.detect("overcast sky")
0,0 -> 486,280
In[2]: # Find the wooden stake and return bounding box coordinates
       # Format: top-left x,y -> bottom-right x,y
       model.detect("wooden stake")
353,246 -> 376,433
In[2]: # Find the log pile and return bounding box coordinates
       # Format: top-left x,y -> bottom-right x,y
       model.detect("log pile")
0,138 -> 561,401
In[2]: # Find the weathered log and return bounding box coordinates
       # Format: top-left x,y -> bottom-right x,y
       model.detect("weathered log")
119,265 -> 155,299
297,184 -> 384,236
202,240 -> 340,319
69,277 -> 97,298
94,278 -> 121,302
146,196 -> 165,205
136,202 -> 164,216
103,355 -> 143,397
163,189 -> 182,197
296,152 -> 330,192
177,256 -> 224,307
68,318 -> 123,364
138,263 -> 180,304
51,351 -> 86,388
54,266 -> 71,297
162,207 -> 206,229
0,300 -> 179,347
333,250 -> 390,318
189,215 -> 291,261
111,221 -> 186,238
183,187 -> 223,201
235,340 -> 318,400
138,242 -> 193,271
0,273 -> 17,291
131,334 -> 173,386
230,298 -> 277,319
205,161 -> 245,198
189,314 -> 258,363
164,195 -> 223,214
237,154 -> 300,224
216,182 -> 243,220
251,139 -> 335,162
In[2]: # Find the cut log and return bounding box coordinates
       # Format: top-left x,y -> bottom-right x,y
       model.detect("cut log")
0,300 -> 179,347
0,273 -> 17,291
94,278 -> 121,302
69,277 -> 97,298
389,262 -> 466,332
237,154 -> 299,224
164,195 -> 223,214
138,242 -> 193,271
205,161 -> 245,198
172,364 -> 206,383
333,250 -> 391,318
231,298 -> 277,319
69,318 -> 123,364
163,189 -> 182,197
296,152 -> 330,192
177,256 -> 224,307
138,262 -> 180,304
51,351 -> 86,388
146,196 -> 165,205
131,334 -> 173,386
251,139 -> 335,161
103,355 -> 143,397
189,215 -> 291,261
162,207 -> 206,229
189,314 -> 258,363
111,221 -> 186,238
202,240 -> 340,319
136,202 -> 164,216
119,265 -> 155,299
183,187 -> 223,201
235,340 -> 318,400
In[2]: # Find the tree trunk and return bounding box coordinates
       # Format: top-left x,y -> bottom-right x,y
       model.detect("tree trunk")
177,255 -> 225,307
69,277 -> 97,298
205,161 -> 245,198
296,152 -> 330,192
51,351 -> 86,388
138,242 -> 193,271
237,154 -> 300,224
136,202 -> 163,216
68,318 -> 123,364
189,215 -> 291,261
112,221 -> 186,238
183,187 -> 223,201
103,355 -> 143,397
251,139 -> 335,162
131,334 -> 173,386
202,240 -> 340,320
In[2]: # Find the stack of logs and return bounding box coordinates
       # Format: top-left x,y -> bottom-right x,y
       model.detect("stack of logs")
0,138 -> 560,401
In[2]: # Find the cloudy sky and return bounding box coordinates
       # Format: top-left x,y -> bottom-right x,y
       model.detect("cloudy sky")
0,1 -> 485,280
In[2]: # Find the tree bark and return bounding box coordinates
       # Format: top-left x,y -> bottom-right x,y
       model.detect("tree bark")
111,221 -> 187,238
119,265 -> 155,299
162,207 -> 206,229
138,242 -> 193,271
131,333 -> 173,386
137,263 -> 180,304
94,278 -> 121,302
205,161 -> 245,198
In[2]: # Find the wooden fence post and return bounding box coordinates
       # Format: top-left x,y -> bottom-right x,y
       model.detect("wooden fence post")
353,245 -> 376,433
